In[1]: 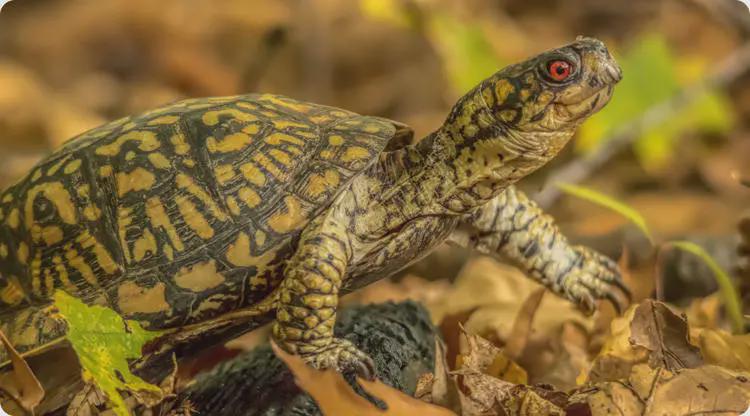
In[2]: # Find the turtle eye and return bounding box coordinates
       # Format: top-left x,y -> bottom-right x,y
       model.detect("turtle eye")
33,198 -> 56,223
547,60 -> 573,82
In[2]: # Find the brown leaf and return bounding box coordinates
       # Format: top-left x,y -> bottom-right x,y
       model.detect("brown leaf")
430,339 -> 462,412
525,322 -> 591,391
453,368 -> 515,416
450,329 -> 559,416
580,364 -> 750,416
569,381 -> 644,415
629,300 -> 703,371
429,258 -> 591,342
455,327 -> 527,384
271,342 -> 456,416
696,328 -> 750,371
504,288 -> 545,361
0,328 -> 44,414
587,304 -> 648,383
439,308 -> 477,370
640,365 -> 750,415
66,383 -> 108,416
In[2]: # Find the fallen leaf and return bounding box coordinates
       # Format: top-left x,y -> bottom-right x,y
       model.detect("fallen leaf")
66,383 -> 109,416
569,381 -> 644,416
504,288 -> 545,361
573,362 -> 750,415
54,291 -> 165,416
429,339 -> 462,412
271,341 -> 456,416
639,365 -> 750,415
589,300 -> 703,382
456,327 -> 527,385
695,328 -> 750,371
588,304 -> 648,383
451,329 -> 548,415
629,300 -> 703,371
523,322 -> 590,391
430,257 -> 591,348
0,328 -> 44,414
438,308 -> 477,370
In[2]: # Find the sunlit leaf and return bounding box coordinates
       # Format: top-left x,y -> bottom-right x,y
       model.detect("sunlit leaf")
358,0 -> 414,28
555,182 -> 653,243
427,14 -> 505,93
666,241 -> 745,334
577,33 -> 734,170
54,291 -> 165,416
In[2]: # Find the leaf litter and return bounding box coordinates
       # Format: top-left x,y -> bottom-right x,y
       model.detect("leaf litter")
279,255 -> 750,415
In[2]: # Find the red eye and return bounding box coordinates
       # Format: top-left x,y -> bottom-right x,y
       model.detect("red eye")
548,60 -> 572,81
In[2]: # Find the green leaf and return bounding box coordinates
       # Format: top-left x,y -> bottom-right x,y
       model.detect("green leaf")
555,182 -> 653,244
54,291 -> 165,416
427,14 -> 505,93
576,33 -> 734,170
358,0 -> 413,28
667,241 -> 745,334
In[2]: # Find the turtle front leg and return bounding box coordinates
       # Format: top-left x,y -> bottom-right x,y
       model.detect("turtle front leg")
455,186 -> 630,314
272,217 -> 375,379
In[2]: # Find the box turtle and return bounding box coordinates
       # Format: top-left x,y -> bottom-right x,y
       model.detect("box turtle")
0,37 -> 628,380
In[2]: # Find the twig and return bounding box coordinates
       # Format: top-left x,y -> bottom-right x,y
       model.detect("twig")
534,40 -> 750,209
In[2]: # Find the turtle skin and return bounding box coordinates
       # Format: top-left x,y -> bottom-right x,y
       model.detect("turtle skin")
0,37 -> 630,381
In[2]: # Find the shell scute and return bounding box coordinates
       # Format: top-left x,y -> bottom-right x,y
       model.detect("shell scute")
0,93 -> 405,363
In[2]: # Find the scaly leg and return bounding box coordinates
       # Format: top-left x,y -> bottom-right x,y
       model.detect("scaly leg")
272,217 -> 375,379
455,186 -> 630,314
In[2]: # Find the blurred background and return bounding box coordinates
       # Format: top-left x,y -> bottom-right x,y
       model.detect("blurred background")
1,0 -> 750,367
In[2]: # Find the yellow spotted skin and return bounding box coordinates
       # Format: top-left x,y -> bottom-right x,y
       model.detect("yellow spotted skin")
0,38 -> 629,376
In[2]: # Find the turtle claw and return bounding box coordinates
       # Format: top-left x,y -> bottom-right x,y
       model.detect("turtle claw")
352,355 -> 376,381
563,246 -> 631,316
302,338 -> 376,380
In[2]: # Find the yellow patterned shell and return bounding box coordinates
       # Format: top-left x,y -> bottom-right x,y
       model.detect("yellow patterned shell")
0,93 -> 405,362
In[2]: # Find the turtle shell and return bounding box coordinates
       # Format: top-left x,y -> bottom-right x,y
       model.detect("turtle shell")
0,93 -> 411,363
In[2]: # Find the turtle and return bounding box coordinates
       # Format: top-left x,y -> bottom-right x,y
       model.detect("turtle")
0,37 -> 628,385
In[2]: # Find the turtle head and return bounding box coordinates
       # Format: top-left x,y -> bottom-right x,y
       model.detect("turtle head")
440,37 -> 621,163
488,37 -> 621,134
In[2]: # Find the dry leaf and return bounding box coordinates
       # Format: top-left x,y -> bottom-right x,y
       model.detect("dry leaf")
456,327 -> 527,385
696,328 -> 750,371
504,288 -> 545,361
430,257 -> 590,351
569,381 -> 644,415
438,308 -> 477,370
271,342 -> 456,416
629,300 -> 703,371
575,364 -> 750,415
0,328 -> 44,414
66,383 -> 108,416
523,322 -> 590,391
414,328 -> 564,416
639,365 -> 750,415
587,304 -> 648,383
588,300 -> 703,382
450,329 -> 551,415
430,339 -> 462,412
